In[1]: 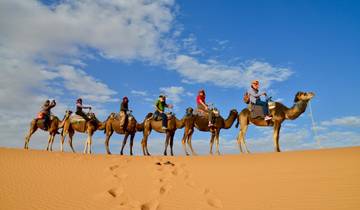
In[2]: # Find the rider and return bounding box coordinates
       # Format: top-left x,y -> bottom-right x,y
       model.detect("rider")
248,80 -> 272,121
76,98 -> 91,121
154,95 -> 173,130
40,99 -> 56,130
196,89 -> 213,127
119,96 -> 129,130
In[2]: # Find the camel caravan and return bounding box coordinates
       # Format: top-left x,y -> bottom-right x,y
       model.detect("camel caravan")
24,80 -> 315,156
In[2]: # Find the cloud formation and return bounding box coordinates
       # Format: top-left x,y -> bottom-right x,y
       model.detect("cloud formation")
321,116 -> 360,127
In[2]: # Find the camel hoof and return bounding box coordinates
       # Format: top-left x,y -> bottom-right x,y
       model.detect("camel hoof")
120,152 -> 123,155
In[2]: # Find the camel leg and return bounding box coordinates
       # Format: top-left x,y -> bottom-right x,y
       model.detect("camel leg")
120,134 -> 129,155
24,123 -> 37,150
170,133 -> 174,156
164,134 -> 170,156
83,135 -> 89,154
88,134 -> 93,154
105,130 -> 113,155
129,133 -> 135,156
49,134 -> 56,151
145,138 -> 151,156
68,130 -> 75,153
142,130 -> 151,156
215,131 -> 220,155
60,132 -> 66,152
209,133 -> 215,155
237,133 -> 243,153
239,120 -> 250,154
188,132 -> 197,156
141,137 -> 146,156
46,135 -> 52,151
144,130 -> 151,156
182,132 -> 189,156
273,122 -> 282,152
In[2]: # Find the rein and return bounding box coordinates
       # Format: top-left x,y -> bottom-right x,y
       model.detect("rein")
308,101 -> 322,148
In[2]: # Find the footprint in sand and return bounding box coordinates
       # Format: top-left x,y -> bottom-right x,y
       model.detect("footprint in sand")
107,187 -> 123,198
203,188 -> 213,195
207,198 -> 223,208
159,184 -> 172,195
140,199 -> 160,210
109,164 -> 120,171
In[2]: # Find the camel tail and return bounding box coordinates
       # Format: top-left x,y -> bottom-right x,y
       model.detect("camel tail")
235,116 -> 240,128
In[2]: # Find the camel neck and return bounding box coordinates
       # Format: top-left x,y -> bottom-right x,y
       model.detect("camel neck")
224,111 -> 237,129
285,101 -> 308,120
176,117 -> 185,129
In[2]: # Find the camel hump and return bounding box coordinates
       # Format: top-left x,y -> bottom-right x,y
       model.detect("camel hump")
145,112 -> 153,119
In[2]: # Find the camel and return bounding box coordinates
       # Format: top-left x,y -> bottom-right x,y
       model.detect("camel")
141,113 -> 185,156
104,113 -> 143,155
182,109 -> 238,155
61,112 -> 106,154
24,110 -> 72,151
236,91 -> 315,153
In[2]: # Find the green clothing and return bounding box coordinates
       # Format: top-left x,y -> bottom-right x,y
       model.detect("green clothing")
155,100 -> 167,112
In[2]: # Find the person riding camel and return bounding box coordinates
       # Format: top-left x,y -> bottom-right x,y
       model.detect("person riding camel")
76,98 -> 91,121
248,80 -> 272,121
39,99 -> 56,130
119,96 -> 129,130
196,89 -> 214,127
154,95 -> 173,130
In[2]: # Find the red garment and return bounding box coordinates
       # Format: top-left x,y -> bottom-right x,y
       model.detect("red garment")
196,95 -> 206,105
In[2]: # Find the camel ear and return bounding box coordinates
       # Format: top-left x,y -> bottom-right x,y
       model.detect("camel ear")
294,92 -> 302,103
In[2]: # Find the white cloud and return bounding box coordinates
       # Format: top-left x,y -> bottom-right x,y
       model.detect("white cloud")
159,86 -> 185,104
169,55 -> 292,89
321,116 -> 360,127
212,39 -> 229,51
131,90 -> 148,96
182,33 -> 202,55
56,65 -> 118,103
0,0 -> 175,62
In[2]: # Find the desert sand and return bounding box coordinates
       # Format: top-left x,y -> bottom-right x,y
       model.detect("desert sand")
0,147 -> 359,210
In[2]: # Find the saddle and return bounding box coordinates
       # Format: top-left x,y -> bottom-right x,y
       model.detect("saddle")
248,101 -> 276,119
115,112 -> 134,121
153,112 -> 174,121
194,108 -> 220,119
248,104 -> 265,119
70,114 -> 86,124
36,115 -> 55,129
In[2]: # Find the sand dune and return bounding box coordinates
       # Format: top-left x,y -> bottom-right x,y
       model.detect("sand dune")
0,147 -> 359,210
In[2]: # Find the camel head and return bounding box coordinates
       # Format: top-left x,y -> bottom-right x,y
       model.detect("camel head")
88,112 -> 96,119
229,109 -> 238,116
185,107 -> 193,116
294,91 -> 315,103
64,110 -> 72,119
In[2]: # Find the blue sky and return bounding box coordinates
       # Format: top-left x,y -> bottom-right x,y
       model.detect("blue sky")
0,0 -> 359,155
